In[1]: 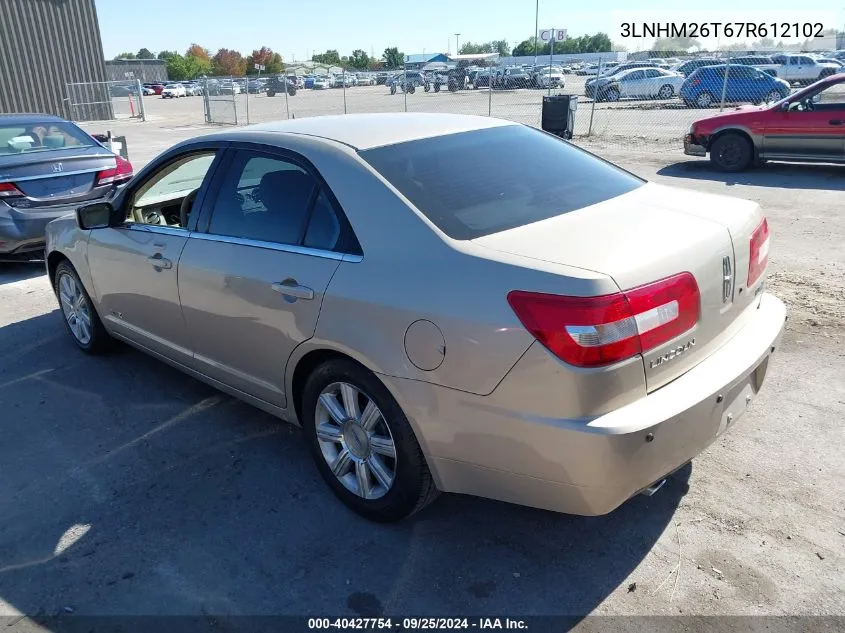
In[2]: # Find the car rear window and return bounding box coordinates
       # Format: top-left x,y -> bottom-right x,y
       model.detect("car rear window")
359,125 -> 644,240
0,121 -> 95,155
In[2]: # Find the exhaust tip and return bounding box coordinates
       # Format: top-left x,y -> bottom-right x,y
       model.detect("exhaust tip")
640,479 -> 667,497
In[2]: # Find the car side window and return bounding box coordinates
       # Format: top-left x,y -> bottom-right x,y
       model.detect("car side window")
644,69 -> 661,78
626,70 -> 645,81
207,151 -> 318,246
130,151 -> 217,228
813,82 -> 845,107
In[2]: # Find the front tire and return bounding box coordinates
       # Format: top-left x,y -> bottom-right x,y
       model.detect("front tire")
267,90 -> 276,97
657,84 -> 674,99
54,260 -> 110,354
710,133 -> 753,172
302,359 -> 439,522
604,87 -> 620,102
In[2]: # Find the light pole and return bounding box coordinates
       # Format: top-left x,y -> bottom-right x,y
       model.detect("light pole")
534,0 -> 539,64
455,33 -> 461,54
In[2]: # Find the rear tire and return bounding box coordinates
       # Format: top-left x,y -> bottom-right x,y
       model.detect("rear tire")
657,84 -> 674,99
710,133 -> 753,172
267,90 -> 276,97
604,87 -> 620,102
302,359 -> 439,522
695,91 -> 714,108
53,260 -> 111,354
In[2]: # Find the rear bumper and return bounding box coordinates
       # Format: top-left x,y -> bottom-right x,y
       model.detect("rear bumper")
385,293 -> 786,516
684,134 -> 708,157
0,202 -> 82,255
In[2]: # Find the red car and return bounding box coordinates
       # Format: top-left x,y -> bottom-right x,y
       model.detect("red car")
684,74 -> 845,171
143,83 -> 165,95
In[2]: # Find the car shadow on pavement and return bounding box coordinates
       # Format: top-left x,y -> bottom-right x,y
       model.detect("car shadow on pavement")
0,261 -> 45,286
0,310 -> 689,621
657,160 -> 845,190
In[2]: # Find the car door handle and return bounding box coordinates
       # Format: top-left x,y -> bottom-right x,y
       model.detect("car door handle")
829,119 -> 843,126
147,253 -> 172,269
271,280 -> 314,300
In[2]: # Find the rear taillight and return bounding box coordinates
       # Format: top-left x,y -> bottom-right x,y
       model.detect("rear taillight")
747,217 -> 770,287
508,272 -> 700,368
0,182 -> 23,197
95,155 -> 133,186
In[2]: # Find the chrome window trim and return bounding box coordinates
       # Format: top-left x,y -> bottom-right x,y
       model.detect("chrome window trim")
121,222 -> 188,237
188,231 -> 362,262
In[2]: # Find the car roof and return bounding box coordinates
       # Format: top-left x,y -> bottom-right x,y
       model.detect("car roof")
0,113 -> 68,125
240,113 -> 516,151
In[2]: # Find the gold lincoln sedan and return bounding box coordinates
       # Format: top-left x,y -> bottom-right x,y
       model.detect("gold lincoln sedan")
45,114 -> 786,522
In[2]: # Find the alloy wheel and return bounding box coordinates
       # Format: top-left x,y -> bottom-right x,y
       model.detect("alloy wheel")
315,382 -> 397,500
58,273 -> 92,345
696,92 -> 713,107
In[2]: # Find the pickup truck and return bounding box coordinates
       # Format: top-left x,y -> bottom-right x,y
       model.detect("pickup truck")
769,54 -> 839,85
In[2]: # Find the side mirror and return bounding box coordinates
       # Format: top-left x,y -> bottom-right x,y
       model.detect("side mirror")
77,201 -> 119,229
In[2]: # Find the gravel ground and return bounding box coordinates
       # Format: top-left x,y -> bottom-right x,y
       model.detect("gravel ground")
0,124 -> 842,626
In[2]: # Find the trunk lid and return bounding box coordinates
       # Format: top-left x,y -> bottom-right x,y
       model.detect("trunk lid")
0,146 -> 117,208
473,182 -> 765,391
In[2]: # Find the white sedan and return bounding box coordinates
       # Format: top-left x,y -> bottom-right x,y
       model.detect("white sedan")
603,67 -> 686,101
536,68 -> 566,89
161,83 -> 187,98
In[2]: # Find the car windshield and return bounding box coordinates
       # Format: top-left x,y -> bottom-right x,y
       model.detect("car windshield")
359,125 -> 644,240
0,121 -> 95,155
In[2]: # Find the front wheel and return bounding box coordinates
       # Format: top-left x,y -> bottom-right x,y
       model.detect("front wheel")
302,359 -> 439,522
390,85 -> 396,95
54,260 -> 111,354
267,90 -> 276,97
424,83 -> 430,92
288,87 -> 296,96
764,90 -> 783,103
710,133 -> 753,172
434,83 -> 441,93
407,85 -> 415,94
604,87 -> 620,102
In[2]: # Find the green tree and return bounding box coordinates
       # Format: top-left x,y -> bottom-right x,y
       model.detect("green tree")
512,37 -> 545,57
136,48 -> 155,59
246,46 -> 284,74
349,49 -> 371,70
157,50 -> 177,61
212,48 -> 246,76
312,49 -> 341,65
652,36 -> 700,52
490,39 -> 510,56
165,54 -> 192,80
459,41 -> 490,54
382,47 -> 404,69
114,52 -> 136,60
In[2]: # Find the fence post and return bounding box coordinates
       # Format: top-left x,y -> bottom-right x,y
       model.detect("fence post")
488,66 -> 493,116
342,72 -> 348,114
719,56 -> 730,112
203,78 -> 211,123
245,76 -> 250,125
588,57 -> 601,136
403,58 -> 408,113
232,77 -> 239,125
283,76 -> 291,120
136,79 -> 146,121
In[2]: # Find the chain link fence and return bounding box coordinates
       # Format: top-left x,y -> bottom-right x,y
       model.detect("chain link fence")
65,79 -> 146,122
130,49 -> 843,153
202,77 -> 239,125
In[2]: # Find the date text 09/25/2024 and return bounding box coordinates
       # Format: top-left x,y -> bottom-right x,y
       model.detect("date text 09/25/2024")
307,618 -> 528,630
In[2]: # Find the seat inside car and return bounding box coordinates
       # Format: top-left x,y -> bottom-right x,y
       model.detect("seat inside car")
254,169 -> 316,244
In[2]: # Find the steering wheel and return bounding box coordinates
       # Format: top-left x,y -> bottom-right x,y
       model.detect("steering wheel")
142,210 -> 165,225
180,189 -> 200,229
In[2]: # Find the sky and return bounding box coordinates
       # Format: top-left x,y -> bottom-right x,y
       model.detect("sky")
94,0 -> 845,60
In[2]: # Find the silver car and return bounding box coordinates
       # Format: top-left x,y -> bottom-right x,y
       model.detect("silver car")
44,114 -> 786,522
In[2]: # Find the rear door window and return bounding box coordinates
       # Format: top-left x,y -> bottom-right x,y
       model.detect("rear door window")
359,125 -> 643,240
